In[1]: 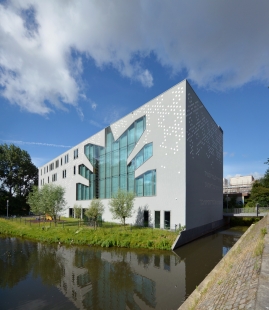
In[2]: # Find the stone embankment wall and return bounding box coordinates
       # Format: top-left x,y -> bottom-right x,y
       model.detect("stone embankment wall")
179,215 -> 269,310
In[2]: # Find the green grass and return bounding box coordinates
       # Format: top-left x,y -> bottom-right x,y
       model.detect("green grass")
0,218 -> 177,250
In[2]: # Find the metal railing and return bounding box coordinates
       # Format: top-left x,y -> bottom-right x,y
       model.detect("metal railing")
223,207 -> 269,214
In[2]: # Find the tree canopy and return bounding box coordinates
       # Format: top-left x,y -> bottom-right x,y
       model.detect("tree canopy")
27,184 -> 66,222
247,159 -> 269,207
0,144 -> 38,215
85,199 -> 105,229
109,190 -> 135,225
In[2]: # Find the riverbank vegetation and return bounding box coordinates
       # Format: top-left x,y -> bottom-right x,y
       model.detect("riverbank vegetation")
0,217 -> 177,250
229,216 -> 260,227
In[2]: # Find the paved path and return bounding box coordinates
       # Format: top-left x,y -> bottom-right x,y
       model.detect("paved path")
179,215 -> 269,310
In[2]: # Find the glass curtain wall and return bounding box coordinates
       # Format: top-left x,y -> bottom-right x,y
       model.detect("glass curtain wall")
77,116 -> 156,200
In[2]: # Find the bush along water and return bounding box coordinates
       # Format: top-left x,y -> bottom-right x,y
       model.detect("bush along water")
0,218 -> 177,251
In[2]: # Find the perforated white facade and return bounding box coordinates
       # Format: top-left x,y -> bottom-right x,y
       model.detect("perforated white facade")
39,80 -> 223,237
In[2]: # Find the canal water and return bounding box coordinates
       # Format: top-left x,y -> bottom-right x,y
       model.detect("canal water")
0,227 -> 245,310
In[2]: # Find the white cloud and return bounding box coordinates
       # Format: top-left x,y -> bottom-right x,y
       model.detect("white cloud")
2,139 -> 72,148
89,119 -> 102,128
91,101 -> 97,111
76,107 -> 84,121
1,0 -> 269,115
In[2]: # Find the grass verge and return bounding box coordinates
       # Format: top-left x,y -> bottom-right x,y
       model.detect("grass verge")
0,218 -> 177,250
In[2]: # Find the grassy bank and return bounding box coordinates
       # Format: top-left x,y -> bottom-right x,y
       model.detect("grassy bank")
0,218 -> 177,250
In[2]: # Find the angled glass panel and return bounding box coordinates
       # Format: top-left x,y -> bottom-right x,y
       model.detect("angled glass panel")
111,150 -> 119,176
128,143 -> 135,156
119,147 -> 127,174
99,155 -> 105,179
120,131 -> 127,148
119,174 -> 127,191
135,116 -> 145,142
144,143 -> 153,161
128,124 -> 135,145
128,160 -> 134,173
99,179 -> 105,199
128,172 -> 135,193
135,149 -> 144,169
144,171 -> 152,196
106,128 -> 113,152
105,152 -> 111,178
113,140 -> 119,151
152,170 -> 156,195
136,175 -> 143,197
105,177 -> 111,198
112,176 -> 119,195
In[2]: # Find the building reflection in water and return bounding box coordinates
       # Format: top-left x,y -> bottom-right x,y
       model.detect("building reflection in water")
174,229 -> 243,300
57,246 -> 184,310
0,228 -> 242,309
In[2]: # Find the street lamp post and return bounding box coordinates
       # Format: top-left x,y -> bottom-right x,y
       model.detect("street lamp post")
7,200 -> 9,218
226,194 -> 228,210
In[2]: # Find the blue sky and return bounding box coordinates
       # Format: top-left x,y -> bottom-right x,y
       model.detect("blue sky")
0,0 -> 269,180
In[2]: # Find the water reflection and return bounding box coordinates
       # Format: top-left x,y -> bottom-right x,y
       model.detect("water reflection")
174,229 -> 242,300
0,237 -> 36,289
0,228 -> 243,310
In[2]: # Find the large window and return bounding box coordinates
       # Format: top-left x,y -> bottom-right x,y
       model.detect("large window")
135,170 -> 156,197
76,116 -> 156,200
129,142 -> 153,170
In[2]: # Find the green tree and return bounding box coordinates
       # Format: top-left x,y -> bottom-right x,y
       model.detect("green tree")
246,159 -> 269,207
85,199 -> 104,229
27,184 -> 66,222
109,189 -> 135,225
0,144 -> 38,198
73,204 -> 83,219
0,144 -> 38,215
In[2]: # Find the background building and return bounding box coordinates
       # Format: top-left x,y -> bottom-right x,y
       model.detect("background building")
39,79 -> 223,244
223,175 -> 254,207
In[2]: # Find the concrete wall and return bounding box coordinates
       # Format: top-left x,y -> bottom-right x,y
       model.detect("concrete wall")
185,81 -> 223,230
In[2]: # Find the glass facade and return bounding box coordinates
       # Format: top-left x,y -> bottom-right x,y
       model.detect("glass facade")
77,116 -> 156,200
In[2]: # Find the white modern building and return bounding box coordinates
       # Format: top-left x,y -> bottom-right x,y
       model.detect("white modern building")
39,79 -> 223,246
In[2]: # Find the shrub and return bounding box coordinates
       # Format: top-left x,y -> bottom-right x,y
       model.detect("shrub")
101,240 -> 113,248
147,240 -> 153,247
